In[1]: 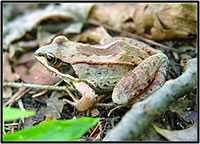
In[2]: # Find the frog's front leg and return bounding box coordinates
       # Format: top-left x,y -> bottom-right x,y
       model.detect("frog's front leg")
112,53 -> 169,104
63,82 -> 97,111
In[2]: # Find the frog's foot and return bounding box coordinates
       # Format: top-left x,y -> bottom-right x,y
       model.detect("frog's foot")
107,104 -> 130,117
63,98 -> 76,107
63,82 -> 97,111
63,88 -> 78,108
65,88 -> 79,102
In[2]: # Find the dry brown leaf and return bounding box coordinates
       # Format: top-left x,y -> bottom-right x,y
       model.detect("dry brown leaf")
134,3 -> 197,40
45,92 -> 65,118
89,3 -> 197,41
14,61 -> 60,85
15,52 -> 36,65
23,92 -> 65,128
7,40 -> 38,63
71,26 -> 111,43
36,92 -> 65,120
153,123 -> 197,141
89,4 -> 136,32
3,52 -> 20,82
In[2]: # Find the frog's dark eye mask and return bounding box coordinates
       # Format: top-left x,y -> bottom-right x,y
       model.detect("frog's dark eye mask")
37,52 -> 77,77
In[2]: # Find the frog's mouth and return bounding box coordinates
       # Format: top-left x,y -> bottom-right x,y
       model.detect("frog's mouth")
35,52 -> 79,83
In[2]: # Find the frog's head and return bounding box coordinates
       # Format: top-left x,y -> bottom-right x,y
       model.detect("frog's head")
35,36 -> 79,82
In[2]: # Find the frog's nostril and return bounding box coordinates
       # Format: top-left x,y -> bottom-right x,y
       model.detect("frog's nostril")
36,53 -> 44,57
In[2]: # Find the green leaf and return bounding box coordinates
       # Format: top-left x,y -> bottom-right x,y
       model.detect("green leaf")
3,106 -> 36,121
3,117 -> 100,141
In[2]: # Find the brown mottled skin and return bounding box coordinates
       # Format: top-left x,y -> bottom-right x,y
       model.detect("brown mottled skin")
35,36 -> 169,111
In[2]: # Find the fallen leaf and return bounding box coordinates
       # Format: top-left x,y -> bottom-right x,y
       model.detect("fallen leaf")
134,3 -> 197,40
45,92 -> 65,119
63,22 -> 84,34
14,61 -> 60,85
89,3 -> 197,40
4,3 -> 95,47
71,26 -> 112,44
37,29 -> 56,46
23,92 -> 65,128
15,52 -> 36,65
3,52 -> 20,82
153,123 -> 197,141
89,4 -> 136,32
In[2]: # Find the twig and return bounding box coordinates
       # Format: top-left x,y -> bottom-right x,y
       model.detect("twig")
103,58 -> 197,141
96,102 -> 116,107
3,82 -> 78,92
89,121 -> 100,137
18,99 -> 25,124
4,123 -> 19,126
11,120 -> 17,133
88,20 -> 179,53
32,80 -> 63,98
4,87 -> 28,106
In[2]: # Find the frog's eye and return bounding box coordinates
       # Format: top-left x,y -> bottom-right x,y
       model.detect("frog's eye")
46,53 -> 57,66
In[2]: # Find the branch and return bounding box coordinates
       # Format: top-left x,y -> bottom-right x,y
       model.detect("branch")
3,82 -> 78,92
103,58 -> 197,141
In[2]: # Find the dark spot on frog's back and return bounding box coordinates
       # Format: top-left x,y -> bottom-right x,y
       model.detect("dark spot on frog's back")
70,54 -> 75,58
138,56 -> 144,60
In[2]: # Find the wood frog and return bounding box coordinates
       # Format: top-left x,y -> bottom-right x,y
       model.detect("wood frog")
35,36 -> 169,111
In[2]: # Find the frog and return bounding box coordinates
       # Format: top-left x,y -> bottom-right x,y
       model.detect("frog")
35,35 -> 169,111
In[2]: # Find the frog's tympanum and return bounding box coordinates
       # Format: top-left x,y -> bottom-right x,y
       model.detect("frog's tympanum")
35,36 -> 169,111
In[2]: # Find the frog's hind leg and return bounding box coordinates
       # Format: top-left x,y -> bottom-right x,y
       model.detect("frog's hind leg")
112,53 -> 168,105
128,63 -> 168,104
108,65 -> 167,117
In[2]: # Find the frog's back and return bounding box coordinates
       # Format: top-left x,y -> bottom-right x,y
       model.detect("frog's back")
73,63 -> 134,91
67,37 -> 155,91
